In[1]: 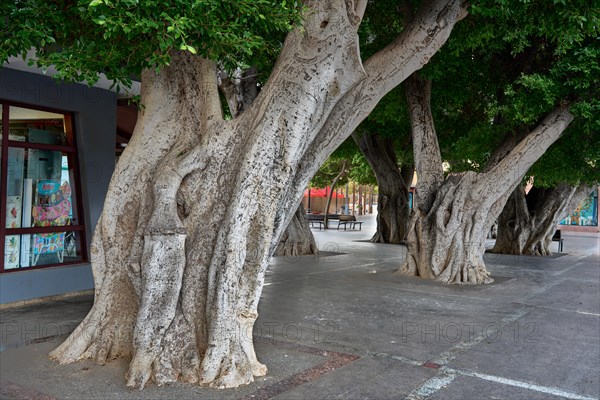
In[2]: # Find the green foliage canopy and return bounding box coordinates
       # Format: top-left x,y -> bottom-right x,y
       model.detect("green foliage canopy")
309,139 -> 377,188
1,0 -> 302,87
427,0 -> 599,185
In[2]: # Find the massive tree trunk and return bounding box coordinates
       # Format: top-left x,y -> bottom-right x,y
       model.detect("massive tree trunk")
398,74 -> 574,284
492,184 -> 593,255
50,0 -> 468,390
354,132 -> 412,243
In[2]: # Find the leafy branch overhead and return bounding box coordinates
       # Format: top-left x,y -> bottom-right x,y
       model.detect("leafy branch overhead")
1,0 -> 302,86
418,0 -> 600,183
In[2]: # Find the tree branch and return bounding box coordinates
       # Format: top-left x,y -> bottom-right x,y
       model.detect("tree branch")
353,131 -> 408,193
271,0 -> 465,251
292,0 -> 465,203
478,105 -> 574,200
405,73 -> 444,209
236,0 -> 365,166
354,0 -> 368,21
193,56 -> 223,131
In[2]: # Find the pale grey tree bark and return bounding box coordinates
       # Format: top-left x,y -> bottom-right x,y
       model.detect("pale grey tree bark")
218,66 -> 318,256
354,132 -> 413,243
398,73 -> 575,284
492,184 -> 593,255
274,203 -> 318,256
50,0 -> 468,389
274,204 -> 318,256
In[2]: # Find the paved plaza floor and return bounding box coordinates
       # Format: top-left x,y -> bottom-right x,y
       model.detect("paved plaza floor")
1,214 -> 599,399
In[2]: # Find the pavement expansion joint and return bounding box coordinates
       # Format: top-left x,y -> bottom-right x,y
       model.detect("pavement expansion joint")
366,351 -> 423,368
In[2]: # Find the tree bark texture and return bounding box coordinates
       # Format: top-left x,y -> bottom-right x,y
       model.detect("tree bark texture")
218,66 -> 260,117
218,67 -> 318,257
50,0 -> 468,390
354,132 -> 412,243
492,184 -> 593,256
398,74 -> 574,284
274,203 -> 318,256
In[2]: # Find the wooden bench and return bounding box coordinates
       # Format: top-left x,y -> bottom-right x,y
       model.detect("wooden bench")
552,230 -> 564,252
306,214 -> 342,230
337,215 -> 363,230
306,214 -> 325,229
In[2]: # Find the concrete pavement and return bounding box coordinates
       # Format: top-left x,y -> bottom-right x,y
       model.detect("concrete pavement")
1,213 -> 599,399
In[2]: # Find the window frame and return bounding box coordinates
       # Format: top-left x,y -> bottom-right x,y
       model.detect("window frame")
0,101 -> 88,273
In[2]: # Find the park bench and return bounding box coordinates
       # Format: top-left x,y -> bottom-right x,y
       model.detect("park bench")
337,215 -> 363,231
306,214 -> 342,230
552,230 -> 564,252
306,214 -> 325,229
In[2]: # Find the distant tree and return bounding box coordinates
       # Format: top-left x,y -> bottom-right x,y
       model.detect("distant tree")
309,153 -> 350,227
353,129 -> 413,243
397,0 -> 599,283
492,121 -> 599,255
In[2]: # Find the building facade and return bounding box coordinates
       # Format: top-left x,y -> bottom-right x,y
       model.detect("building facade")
0,67 -> 116,304
560,187 -> 600,234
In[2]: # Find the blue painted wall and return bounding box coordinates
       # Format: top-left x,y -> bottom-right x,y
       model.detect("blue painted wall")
0,67 -> 116,303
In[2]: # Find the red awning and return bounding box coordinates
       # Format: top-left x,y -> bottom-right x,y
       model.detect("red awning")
303,186 -> 345,198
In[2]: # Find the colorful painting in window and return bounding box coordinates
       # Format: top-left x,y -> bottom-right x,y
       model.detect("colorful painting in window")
5,196 -> 22,229
4,236 -> 20,269
560,190 -> 598,226
31,180 -> 72,266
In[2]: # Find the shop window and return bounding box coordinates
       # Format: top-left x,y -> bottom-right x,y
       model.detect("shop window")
1,103 -> 87,272
560,189 -> 599,227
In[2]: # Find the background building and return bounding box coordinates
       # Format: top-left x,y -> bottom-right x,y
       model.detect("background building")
560,188 -> 599,233
0,65 -> 118,304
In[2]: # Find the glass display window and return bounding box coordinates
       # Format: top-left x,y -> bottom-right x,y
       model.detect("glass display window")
1,103 -> 87,272
560,189 -> 599,227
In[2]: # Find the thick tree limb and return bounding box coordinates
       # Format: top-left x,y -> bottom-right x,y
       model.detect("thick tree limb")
277,0 -> 466,243
237,0 -> 366,162
405,74 -> 444,210
477,105 -> 574,204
